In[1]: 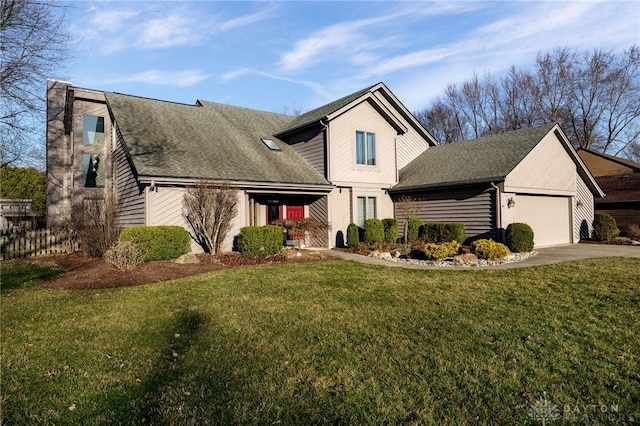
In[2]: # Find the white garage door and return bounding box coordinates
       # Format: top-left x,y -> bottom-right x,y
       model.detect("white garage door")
516,195 -> 572,247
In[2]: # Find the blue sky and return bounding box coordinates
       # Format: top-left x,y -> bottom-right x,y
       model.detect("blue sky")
61,1 -> 639,114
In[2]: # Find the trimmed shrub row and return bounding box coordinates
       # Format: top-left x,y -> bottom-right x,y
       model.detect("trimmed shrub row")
238,225 -> 283,256
119,225 -> 191,262
422,222 -> 466,244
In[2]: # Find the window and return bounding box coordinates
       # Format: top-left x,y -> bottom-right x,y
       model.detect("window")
83,115 -> 105,144
83,154 -> 105,188
356,131 -> 375,165
357,196 -> 376,226
261,138 -> 281,151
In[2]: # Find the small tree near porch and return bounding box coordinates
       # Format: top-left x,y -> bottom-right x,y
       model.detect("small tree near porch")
272,217 -> 329,249
183,180 -> 238,254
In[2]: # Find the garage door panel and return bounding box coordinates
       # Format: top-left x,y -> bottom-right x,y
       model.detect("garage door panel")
516,195 -> 571,247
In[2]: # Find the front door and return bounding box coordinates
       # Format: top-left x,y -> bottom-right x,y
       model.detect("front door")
286,205 -> 305,242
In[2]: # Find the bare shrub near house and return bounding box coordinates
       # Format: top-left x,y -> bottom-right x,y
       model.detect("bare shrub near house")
72,194 -> 119,257
104,240 -> 142,271
394,195 -> 421,242
183,180 -> 238,255
272,217 -> 329,249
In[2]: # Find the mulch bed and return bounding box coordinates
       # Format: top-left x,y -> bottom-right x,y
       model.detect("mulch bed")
12,250 -> 337,290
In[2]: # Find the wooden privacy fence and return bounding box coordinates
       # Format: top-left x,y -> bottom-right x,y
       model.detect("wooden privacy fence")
0,229 -> 81,260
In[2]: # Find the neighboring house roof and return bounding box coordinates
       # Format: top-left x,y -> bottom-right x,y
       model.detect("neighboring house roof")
105,92 -> 331,187
577,148 -> 640,173
394,123 -> 558,190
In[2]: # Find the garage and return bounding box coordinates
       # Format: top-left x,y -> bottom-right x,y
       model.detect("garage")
515,195 -> 572,247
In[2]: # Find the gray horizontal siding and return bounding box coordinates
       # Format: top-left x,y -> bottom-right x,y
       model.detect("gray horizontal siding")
309,195 -> 328,247
114,128 -> 145,227
288,127 -> 326,177
393,186 -> 496,242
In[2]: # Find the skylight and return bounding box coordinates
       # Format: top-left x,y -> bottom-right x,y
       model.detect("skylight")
262,138 -> 281,150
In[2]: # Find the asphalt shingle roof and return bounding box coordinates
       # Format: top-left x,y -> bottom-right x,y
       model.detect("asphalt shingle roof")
105,93 -> 330,186
278,83 -> 380,134
395,123 -> 557,190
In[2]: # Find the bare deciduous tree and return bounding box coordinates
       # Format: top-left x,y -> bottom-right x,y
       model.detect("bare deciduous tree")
1,0 -> 71,167
71,194 -> 120,258
416,46 -> 639,159
183,181 -> 238,254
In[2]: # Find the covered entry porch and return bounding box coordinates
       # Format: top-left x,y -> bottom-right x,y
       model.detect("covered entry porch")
246,188 -> 331,247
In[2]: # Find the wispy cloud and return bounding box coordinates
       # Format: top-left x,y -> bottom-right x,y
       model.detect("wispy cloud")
104,69 -> 210,88
77,3 -> 275,53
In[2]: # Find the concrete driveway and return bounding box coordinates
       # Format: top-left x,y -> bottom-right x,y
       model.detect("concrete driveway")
328,243 -> 640,270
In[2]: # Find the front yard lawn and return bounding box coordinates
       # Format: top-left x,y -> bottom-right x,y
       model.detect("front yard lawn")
1,258 -> 639,424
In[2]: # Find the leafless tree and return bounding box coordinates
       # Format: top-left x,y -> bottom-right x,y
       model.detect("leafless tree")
1,0 -> 71,167
416,46 -> 639,159
71,194 -> 120,258
183,180 -> 238,254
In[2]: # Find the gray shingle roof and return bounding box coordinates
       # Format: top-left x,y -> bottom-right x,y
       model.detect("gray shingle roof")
394,123 -> 557,190
105,93 -> 330,186
277,83 -> 381,135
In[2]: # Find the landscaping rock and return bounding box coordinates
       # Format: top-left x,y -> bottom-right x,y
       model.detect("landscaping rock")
174,253 -> 200,264
453,253 -> 479,265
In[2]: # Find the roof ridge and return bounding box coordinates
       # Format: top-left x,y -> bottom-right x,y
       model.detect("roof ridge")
196,99 -> 293,118
106,91 -> 200,108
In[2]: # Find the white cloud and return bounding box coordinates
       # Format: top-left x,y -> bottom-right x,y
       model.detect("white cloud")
105,69 -> 210,88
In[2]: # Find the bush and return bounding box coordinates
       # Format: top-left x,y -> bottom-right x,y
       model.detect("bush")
237,225 -> 283,256
592,214 -> 619,241
422,241 -> 461,260
422,222 -> 466,244
471,239 -> 510,260
346,223 -> 360,248
363,219 -> 384,244
119,226 -> 191,261
406,217 -> 424,243
505,222 -> 535,252
105,241 -> 143,271
382,218 -> 399,243
627,224 -> 640,241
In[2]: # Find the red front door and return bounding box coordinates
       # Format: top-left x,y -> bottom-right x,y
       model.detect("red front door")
286,205 -> 305,241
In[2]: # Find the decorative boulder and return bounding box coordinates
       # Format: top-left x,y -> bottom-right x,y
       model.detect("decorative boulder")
453,253 -> 479,266
174,253 -> 200,264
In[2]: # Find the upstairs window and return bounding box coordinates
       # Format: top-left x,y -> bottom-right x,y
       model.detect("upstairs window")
356,131 -> 376,165
83,115 -> 105,144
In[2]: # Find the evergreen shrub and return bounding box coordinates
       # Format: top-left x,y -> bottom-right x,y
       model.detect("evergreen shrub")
505,222 -> 535,252
471,239 -> 510,260
364,219 -> 384,244
406,217 -> 424,243
237,225 -> 283,256
382,218 -> 399,243
119,225 -> 191,261
346,223 -> 360,248
592,214 -> 619,241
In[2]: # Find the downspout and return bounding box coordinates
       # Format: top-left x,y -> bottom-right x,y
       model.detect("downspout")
490,182 -> 502,242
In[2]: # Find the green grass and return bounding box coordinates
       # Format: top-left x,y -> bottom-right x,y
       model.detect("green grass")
1,258 -> 639,424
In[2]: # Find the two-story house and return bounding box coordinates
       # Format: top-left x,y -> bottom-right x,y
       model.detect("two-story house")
46,80 -> 602,250
46,81 -> 436,251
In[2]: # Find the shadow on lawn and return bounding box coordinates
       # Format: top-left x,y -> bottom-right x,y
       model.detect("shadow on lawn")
88,308 -> 328,424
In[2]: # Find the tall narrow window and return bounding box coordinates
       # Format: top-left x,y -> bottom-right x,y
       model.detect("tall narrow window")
83,154 -> 105,188
355,131 -> 375,165
83,115 -> 105,145
357,196 -> 377,226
